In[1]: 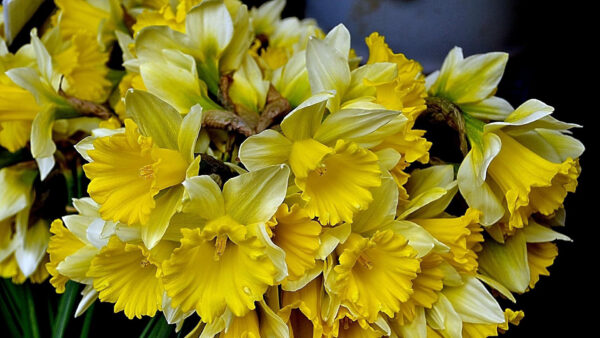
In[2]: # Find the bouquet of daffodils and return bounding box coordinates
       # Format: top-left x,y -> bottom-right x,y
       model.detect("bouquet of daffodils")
1,0 -> 584,337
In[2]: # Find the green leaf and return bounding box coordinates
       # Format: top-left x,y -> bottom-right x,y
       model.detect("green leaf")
79,302 -> 95,338
53,282 -> 80,338
24,284 -> 40,338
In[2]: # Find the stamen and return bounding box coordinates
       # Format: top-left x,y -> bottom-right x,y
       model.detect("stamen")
140,259 -> 151,268
214,234 -> 228,261
357,253 -> 374,270
139,164 -> 154,179
315,164 -> 327,176
341,317 -> 352,330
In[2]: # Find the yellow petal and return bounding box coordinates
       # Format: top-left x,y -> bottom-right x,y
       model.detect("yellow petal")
0,121 -> 31,152
296,140 -> 381,225
333,231 -> 419,321
0,82 -> 40,121
84,119 -> 187,225
88,236 -> 163,319
54,32 -> 111,102
268,203 -> 321,281
526,241 -> 557,290
162,220 -> 278,323
396,254 -> 445,325
487,131 -> 579,229
365,32 -> 427,121
46,219 -> 86,293
412,209 -> 483,275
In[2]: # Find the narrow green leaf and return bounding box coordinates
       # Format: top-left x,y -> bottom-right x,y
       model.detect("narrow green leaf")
140,316 -> 158,338
79,302 -> 95,338
53,282 -> 79,338
0,290 -> 22,337
147,316 -> 174,338
24,285 -> 40,338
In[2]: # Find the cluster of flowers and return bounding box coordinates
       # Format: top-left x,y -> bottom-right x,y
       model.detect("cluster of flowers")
1,0 -> 584,337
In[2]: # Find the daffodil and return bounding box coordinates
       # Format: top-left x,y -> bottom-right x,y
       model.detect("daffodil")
240,93 -> 401,225
364,32 -> 427,121
49,29 -> 112,102
424,277 -> 505,338
161,165 -> 290,323
458,99 -> 582,228
426,46 -> 512,122
411,209 -> 484,275
199,299 -> 289,337
134,0 -> 253,95
52,0 -> 126,46
88,236 -> 172,319
0,165 -> 49,282
80,90 -> 203,248
477,217 -> 571,294
325,177 -> 420,323
306,25 -> 399,113
1,38 -> 39,152
265,203 -> 322,289
363,32 -> 432,200
132,0 -> 202,35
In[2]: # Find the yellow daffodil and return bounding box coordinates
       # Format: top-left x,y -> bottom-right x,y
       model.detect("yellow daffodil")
134,0 -> 253,95
88,236 -> 173,319
331,230 -> 420,322
161,165 -> 289,323
266,203 -> 322,288
199,299 -> 288,337
53,0 -> 125,46
458,99 -> 582,228
240,93 -> 401,225
81,90 -> 204,247
477,217 -> 571,294
132,0 -> 202,35
306,25 -> 398,113
1,38 -> 39,152
412,209 -> 484,275
427,46 -> 512,121
365,32 -> 427,121
51,30 -> 112,102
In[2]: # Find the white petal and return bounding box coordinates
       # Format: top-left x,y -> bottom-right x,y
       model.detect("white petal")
15,219 -> 49,277
478,230 -> 530,293
443,276 -> 505,324
223,165 -> 290,225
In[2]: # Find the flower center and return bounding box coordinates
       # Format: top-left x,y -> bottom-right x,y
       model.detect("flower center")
213,234 -> 228,261
139,164 -> 154,180
140,259 -> 151,268
357,252 -> 373,270
315,164 -> 327,176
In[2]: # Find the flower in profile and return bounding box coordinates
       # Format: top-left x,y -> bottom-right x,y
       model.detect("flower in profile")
240,93 -> 400,225
161,165 -> 290,323
84,119 -> 187,225
458,100 -> 582,228
80,90 -> 204,247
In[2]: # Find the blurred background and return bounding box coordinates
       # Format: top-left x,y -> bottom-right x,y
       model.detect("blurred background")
3,0 -> 594,336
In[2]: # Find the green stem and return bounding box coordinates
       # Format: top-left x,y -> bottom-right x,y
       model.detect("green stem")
24,285 -> 40,338
79,302 -> 95,338
53,282 -> 79,338
140,316 -> 158,338
0,290 -> 21,337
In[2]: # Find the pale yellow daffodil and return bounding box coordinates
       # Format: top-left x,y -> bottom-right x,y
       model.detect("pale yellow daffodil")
161,165 -> 290,323
240,92 -> 402,225
80,90 -> 203,248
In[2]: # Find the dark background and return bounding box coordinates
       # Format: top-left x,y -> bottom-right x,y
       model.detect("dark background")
3,0 -> 595,336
